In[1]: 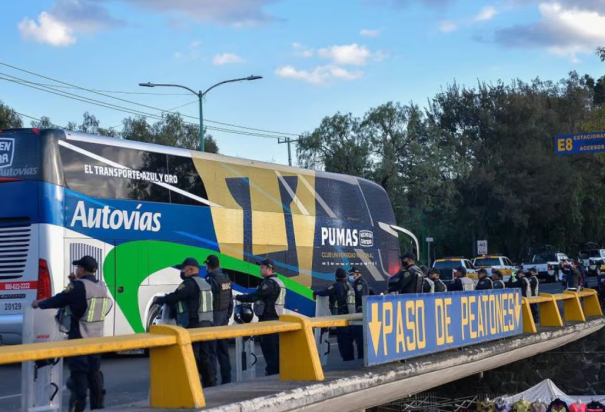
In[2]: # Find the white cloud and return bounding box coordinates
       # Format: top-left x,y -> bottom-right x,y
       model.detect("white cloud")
292,42 -> 313,58
18,12 -> 76,47
474,6 -> 498,21
275,65 -> 363,84
318,44 -> 372,66
212,53 -> 246,65
360,29 -> 381,37
439,21 -> 458,33
191,40 -> 201,48
494,2 -> 605,60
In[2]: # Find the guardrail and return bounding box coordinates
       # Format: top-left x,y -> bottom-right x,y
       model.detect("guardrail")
522,289 -> 603,333
0,290 -> 600,410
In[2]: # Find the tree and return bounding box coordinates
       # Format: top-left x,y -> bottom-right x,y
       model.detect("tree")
296,112 -> 370,176
30,116 -> 54,129
598,47 -> 605,62
0,101 -> 23,129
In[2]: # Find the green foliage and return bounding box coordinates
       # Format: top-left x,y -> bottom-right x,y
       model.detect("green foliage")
0,101 -> 23,129
299,72 -> 605,263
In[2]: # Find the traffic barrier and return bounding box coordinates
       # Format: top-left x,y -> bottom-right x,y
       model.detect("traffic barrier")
522,288 -> 603,333
0,293 -> 599,409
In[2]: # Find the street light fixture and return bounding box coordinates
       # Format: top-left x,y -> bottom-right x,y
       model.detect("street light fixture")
139,75 -> 262,152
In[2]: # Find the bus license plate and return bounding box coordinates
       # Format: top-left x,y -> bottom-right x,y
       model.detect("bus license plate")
3,302 -> 22,312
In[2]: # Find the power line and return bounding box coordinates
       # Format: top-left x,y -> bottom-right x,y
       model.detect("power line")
0,61 -> 301,137
14,83 -> 193,96
1,74 -> 297,140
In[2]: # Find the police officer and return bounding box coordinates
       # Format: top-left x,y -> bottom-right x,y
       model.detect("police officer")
451,266 -> 475,291
428,269 -> 448,292
475,268 -> 494,290
491,270 -> 506,289
32,256 -> 111,412
154,258 -> 216,388
387,253 -> 424,294
204,255 -> 233,385
235,258 -> 285,376
348,267 -> 368,360
508,269 -> 531,297
422,272 -> 435,293
314,268 -> 356,361
527,267 -> 540,322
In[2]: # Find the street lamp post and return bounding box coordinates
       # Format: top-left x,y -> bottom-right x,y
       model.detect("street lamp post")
139,75 -> 262,152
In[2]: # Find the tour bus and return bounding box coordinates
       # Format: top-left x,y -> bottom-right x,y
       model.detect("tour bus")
0,128 -> 403,344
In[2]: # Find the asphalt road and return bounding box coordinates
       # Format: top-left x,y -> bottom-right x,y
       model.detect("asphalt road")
0,278 -> 595,411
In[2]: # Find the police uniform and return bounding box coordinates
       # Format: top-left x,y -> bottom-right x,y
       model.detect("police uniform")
388,254 -> 424,294
155,258 -> 216,388
350,268 -> 369,360
422,276 -> 435,293
37,256 -> 111,412
527,269 -> 540,322
204,255 -> 234,385
235,258 -> 285,376
493,279 -> 506,289
433,278 -> 448,292
451,267 -> 475,291
476,275 -> 494,290
507,271 -> 531,297
315,268 -> 356,361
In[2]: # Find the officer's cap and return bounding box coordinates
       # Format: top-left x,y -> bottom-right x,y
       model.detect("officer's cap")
335,268 -> 348,279
348,267 -> 361,274
428,268 -> 440,275
492,269 -> 503,277
256,258 -> 275,269
400,252 -> 416,261
456,266 -> 467,275
73,256 -> 98,273
176,257 -> 200,270
478,268 -> 488,275
529,267 -> 538,274
204,255 -> 220,268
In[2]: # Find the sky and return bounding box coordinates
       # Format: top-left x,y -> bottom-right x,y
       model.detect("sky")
1,0 -> 604,166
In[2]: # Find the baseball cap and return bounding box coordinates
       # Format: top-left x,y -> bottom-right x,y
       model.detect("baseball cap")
256,258 -> 275,269
456,266 -> 467,275
400,252 -> 416,261
72,256 -> 98,273
348,267 -> 361,274
176,257 -> 200,270
204,255 -> 220,268
478,268 -> 488,275
335,268 -> 347,279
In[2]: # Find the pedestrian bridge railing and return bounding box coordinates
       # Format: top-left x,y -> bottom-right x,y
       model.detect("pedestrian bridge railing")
0,290 -> 600,410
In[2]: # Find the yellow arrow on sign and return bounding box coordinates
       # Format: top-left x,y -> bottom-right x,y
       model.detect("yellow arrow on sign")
369,303 -> 382,356
514,294 -> 521,328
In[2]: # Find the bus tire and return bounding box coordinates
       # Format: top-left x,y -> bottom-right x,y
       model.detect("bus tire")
143,303 -> 162,357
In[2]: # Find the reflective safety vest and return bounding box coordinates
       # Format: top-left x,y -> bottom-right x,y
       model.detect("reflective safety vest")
434,279 -> 447,292
529,275 -> 539,296
192,277 -> 214,323
423,277 -> 435,293
520,277 -> 531,297
254,277 -> 286,317
78,279 -> 113,338
343,282 -> 356,315
461,277 -> 475,291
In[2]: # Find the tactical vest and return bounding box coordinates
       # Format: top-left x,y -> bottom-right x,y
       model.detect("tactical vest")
423,277 -> 435,293
254,277 -> 286,318
529,276 -> 539,296
461,276 -> 475,291
342,282 -> 356,315
212,273 -> 233,312
520,277 -> 531,297
493,279 -> 506,289
435,279 -> 447,292
78,279 -> 112,338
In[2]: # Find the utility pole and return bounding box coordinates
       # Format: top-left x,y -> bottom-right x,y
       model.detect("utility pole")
278,137 -> 297,166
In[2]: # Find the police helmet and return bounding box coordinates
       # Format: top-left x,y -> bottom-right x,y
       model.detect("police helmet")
234,303 -> 254,324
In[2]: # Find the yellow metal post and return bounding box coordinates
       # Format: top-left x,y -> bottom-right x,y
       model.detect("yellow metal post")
536,294 -> 564,327
580,289 -> 603,317
522,297 -> 537,333
562,291 -> 586,322
279,314 -> 325,381
149,325 -> 205,409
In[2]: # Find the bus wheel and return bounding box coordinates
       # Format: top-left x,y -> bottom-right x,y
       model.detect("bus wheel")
143,304 -> 162,357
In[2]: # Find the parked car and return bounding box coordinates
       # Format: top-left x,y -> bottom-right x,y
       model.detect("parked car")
432,257 -> 478,286
472,255 -> 516,282
522,252 -> 569,283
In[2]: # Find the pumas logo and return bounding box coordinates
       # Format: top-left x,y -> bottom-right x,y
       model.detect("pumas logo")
0,138 -> 14,169
70,201 -> 162,232
321,227 -> 374,248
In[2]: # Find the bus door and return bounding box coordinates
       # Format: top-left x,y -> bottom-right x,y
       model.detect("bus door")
63,238 -> 116,336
